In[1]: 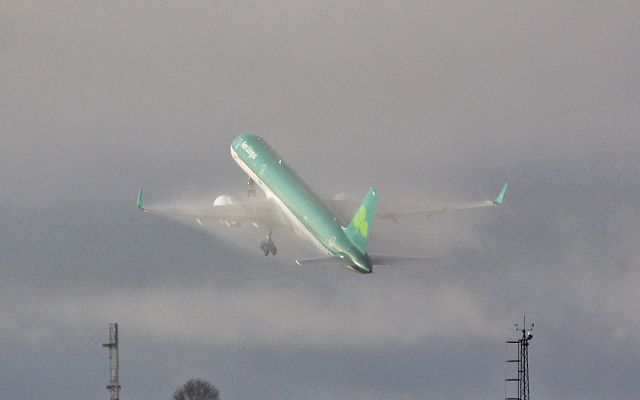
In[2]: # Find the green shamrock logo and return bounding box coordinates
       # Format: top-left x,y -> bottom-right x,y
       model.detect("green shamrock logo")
353,206 -> 368,237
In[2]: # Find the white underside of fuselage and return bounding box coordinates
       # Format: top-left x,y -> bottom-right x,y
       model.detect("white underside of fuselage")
230,146 -> 349,268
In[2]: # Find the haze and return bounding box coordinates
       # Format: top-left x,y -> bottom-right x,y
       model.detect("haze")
1,2 -> 639,399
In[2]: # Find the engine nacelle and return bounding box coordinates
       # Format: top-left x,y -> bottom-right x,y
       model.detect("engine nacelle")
333,193 -> 355,202
213,195 -> 241,227
213,195 -> 236,206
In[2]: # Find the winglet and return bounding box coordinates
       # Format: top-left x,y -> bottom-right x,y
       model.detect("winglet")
492,182 -> 509,206
137,188 -> 145,211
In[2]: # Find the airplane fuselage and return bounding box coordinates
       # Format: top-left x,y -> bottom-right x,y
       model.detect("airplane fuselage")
230,134 -> 372,273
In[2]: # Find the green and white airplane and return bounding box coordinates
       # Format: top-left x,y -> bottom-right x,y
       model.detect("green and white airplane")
137,134 -> 508,274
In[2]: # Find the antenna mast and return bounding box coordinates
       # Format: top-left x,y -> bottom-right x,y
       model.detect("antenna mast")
505,316 -> 533,400
102,322 -> 121,400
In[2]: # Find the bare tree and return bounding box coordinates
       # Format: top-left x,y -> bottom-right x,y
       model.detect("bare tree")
172,379 -> 219,400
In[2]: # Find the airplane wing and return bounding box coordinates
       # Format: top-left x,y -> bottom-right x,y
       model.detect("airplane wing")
136,189 -> 292,230
326,183 -> 508,223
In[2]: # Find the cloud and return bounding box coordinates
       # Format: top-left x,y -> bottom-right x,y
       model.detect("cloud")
2,276 -> 503,349
2,1 -> 640,399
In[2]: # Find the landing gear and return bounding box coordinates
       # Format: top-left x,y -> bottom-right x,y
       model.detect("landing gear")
247,177 -> 256,197
260,228 -> 277,256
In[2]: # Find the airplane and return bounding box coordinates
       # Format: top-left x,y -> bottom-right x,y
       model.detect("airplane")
136,133 -> 508,274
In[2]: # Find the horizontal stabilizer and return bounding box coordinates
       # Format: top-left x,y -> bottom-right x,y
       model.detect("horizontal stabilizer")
295,256 -> 343,266
369,255 -> 435,266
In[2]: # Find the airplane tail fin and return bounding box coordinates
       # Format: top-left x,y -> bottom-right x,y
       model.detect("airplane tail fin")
344,188 -> 378,253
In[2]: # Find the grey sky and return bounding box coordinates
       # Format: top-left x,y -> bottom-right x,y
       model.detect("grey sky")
1,1 -> 639,399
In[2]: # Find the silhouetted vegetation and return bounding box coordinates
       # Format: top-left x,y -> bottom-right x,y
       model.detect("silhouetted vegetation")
172,379 -> 219,400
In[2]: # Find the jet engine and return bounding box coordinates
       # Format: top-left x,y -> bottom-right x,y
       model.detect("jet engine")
333,193 -> 356,202
213,195 -> 235,206
213,195 -> 241,227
